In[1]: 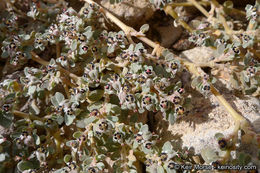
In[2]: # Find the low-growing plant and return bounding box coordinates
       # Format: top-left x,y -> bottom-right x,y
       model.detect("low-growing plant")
0,0 -> 259,172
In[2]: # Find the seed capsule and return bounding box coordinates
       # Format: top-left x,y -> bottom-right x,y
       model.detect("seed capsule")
9,42 -> 17,49
83,73 -> 88,78
91,46 -> 98,53
243,34 -> 250,42
175,106 -> 184,115
68,162 -> 77,170
142,96 -> 152,105
247,66 -> 256,76
145,68 -> 152,75
107,36 -> 114,44
159,152 -> 168,162
90,109 -> 100,116
137,75 -> 146,84
28,169 -> 37,173
232,46 -> 240,54
37,146 -> 45,153
4,19 -> 12,27
122,84 -> 130,92
211,161 -> 220,169
65,108 -> 73,115
112,74 -> 119,81
113,132 -> 123,140
45,118 -> 53,126
129,53 -> 139,62
135,133 -> 143,143
172,96 -> 181,104
78,34 -> 86,42
2,104 -> 11,112
198,33 -> 206,39
203,84 -> 211,91
87,167 -> 96,173
116,33 -> 123,41
177,88 -> 184,94
105,84 -> 112,90
80,88 -> 86,93
169,62 -> 178,70
218,139 -> 227,149
145,159 -> 153,167
15,138 -> 22,145
56,105 -> 63,112
144,142 -> 152,149
98,121 -> 108,131
159,100 -> 169,109
83,8 -> 89,15
21,131 -> 28,137
125,94 -> 135,102
168,162 -> 176,169
46,65 -> 55,72
82,45 -> 88,51
219,38 -> 226,44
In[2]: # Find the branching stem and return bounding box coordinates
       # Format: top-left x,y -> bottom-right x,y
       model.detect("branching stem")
31,51 -> 81,85
83,0 -> 249,131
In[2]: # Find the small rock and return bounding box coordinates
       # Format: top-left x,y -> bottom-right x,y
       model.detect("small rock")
100,0 -> 155,28
180,46 -> 215,64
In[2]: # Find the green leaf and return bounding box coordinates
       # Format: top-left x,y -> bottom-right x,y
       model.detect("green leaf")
30,100 -> 40,115
214,133 -> 224,140
51,96 -> 59,107
63,154 -> 71,163
140,24 -> 149,33
107,116 -> 119,122
157,166 -> 164,173
1,51 -> 9,58
33,134 -> 40,145
64,114 -> 75,126
191,76 -> 201,89
84,116 -> 97,126
0,112 -> 13,128
140,125 -> 149,133
130,63 -> 142,73
165,52 -> 174,61
201,147 -> 218,164
71,40 -> 78,51
73,131 -> 82,139
162,141 -> 172,153
108,45 -> 115,54
88,90 -> 104,102
96,162 -> 105,170
17,161 -> 34,172
56,115 -> 64,125
55,92 -> 65,103
168,111 -> 176,125
0,153 -> 6,162
223,1 -> 233,8
28,85 -> 36,96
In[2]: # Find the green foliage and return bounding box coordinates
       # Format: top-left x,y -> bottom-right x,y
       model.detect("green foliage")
0,0 -> 259,172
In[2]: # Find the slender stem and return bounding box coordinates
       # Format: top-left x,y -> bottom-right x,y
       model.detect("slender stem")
31,51 -> 81,84
13,110 -> 43,121
210,86 -> 245,122
31,51 -> 49,66
164,5 -> 193,33
63,84 -> 71,99
170,1 -> 210,7
121,144 -> 129,172
56,42 -> 61,58
53,130 -> 63,158
188,0 -> 210,18
83,0 -> 248,129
